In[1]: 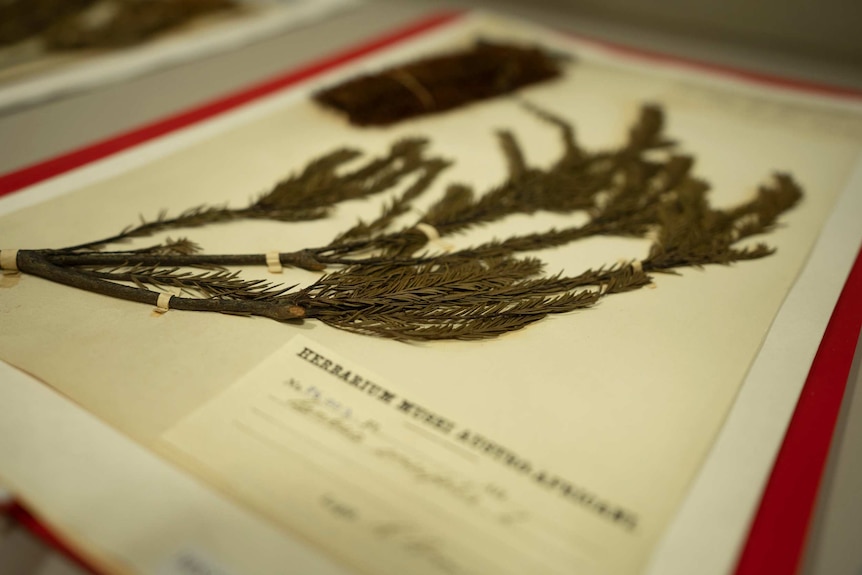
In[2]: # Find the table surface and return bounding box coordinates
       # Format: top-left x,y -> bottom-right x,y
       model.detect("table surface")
0,2 -> 860,574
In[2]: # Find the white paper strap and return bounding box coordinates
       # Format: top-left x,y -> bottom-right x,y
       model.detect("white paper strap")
415,223 -> 440,242
266,251 -> 283,273
414,223 -> 455,253
0,249 -> 19,272
617,258 -> 643,273
154,293 -> 172,314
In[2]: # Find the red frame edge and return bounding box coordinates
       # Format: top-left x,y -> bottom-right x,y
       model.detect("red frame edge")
9,503 -> 100,575
0,10 -> 467,575
0,10 -> 463,198
734,245 -> 862,575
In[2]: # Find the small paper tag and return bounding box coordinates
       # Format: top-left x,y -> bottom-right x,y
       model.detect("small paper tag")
266,251 -> 283,273
0,249 -> 19,274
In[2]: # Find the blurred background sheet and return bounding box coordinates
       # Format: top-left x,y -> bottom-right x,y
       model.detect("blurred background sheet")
0,0 -> 358,115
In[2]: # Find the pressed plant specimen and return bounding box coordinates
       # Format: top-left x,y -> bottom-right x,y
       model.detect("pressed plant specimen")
1,104 -> 802,341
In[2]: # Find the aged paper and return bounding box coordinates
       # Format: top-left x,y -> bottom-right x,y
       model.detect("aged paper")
1,13 -> 861,575
162,335 -> 631,574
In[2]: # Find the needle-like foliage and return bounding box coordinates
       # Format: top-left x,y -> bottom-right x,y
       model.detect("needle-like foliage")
4,104 -> 803,340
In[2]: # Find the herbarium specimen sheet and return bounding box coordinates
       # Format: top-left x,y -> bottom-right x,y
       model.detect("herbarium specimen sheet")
1,13 -> 861,575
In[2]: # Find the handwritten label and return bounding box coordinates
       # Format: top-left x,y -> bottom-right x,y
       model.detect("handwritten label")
162,336 -> 621,575
293,343 -> 636,530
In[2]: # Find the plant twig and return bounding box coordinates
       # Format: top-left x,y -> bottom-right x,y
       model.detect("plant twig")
2,104 -> 804,341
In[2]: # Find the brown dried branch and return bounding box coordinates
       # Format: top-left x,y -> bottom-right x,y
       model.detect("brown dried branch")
4,104 -> 804,341
60,139 -> 433,252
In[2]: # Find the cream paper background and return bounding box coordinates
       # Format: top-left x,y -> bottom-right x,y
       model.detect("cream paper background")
1,13 -> 861,575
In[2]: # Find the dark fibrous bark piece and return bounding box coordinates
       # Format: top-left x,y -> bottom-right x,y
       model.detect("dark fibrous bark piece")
313,40 -> 565,126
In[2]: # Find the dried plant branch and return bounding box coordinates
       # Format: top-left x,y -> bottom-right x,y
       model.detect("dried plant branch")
61,139 -> 431,252
15,250 -> 305,320
4,103 -> 803,341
